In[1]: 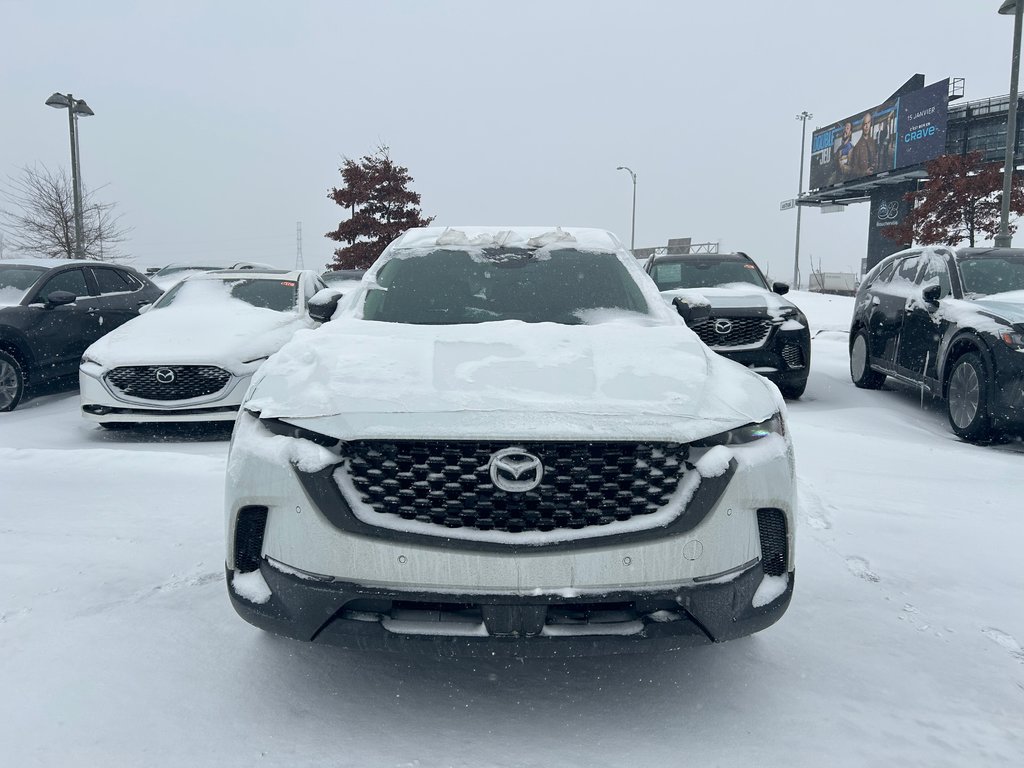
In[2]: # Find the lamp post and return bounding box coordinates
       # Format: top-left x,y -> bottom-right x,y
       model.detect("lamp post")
794,111 -> 813,288
45,92 -> 94,259
996,0 -> 1023,247
616,165 -> 637,252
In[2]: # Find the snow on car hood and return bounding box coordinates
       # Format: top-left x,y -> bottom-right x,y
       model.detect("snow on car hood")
85,302 -> 314,371
967,290 -> 1024,326
245,318 -> 782,442
661,285 -> 796,316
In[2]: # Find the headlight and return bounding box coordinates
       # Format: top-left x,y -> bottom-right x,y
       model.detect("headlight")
999,331 -> 1024,348
693,413 -> 785,447
259,415 -> 340,448
80,353 -> 103,367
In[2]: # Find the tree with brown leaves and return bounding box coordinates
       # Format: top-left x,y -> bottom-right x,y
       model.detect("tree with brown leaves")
890,152 -> 1024,247
325,146 -> 434,270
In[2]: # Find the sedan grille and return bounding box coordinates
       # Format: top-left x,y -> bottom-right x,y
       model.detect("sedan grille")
105,365 -> 231,401
692,317 -> 772,348
339,440 -> 690,534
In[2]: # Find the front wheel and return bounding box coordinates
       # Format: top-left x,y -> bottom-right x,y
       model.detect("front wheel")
777,378 -> 807,400
946,352 -> 993,442
0,351 -> 25,412
850,330 -> 886,389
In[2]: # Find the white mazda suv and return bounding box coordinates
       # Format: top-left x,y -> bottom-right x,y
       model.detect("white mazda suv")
224,227 -> 796,655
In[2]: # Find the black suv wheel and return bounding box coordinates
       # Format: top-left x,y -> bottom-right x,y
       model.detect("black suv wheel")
946,351 -> 993,442
850,330 -> 886,389
0,350 -> 25,412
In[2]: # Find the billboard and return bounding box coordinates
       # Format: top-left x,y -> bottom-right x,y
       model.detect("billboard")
809,79 -> 949,190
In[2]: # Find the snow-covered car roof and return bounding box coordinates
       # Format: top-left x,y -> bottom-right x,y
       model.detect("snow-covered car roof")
390,226 -> 623,252
0,258 -> 114,269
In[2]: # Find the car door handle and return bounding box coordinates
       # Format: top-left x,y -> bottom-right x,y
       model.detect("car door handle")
87,307 -> 100,314
871,296 -> 880,306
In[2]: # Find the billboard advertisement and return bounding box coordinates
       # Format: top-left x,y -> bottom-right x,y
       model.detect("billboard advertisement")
809,79 -> 949,190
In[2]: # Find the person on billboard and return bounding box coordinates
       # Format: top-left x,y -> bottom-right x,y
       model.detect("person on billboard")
834,122 -> 855,182
851,111 -> 879,178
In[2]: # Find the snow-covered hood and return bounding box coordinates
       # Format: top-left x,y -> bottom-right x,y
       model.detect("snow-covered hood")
967,291 -> 1024,327
245,318 -> 781,442
661,285 -> 799,317
86,302 -> 314,371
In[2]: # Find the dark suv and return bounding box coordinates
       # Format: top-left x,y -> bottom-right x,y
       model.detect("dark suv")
644,252 -> 811,398
850,245 -> 1024,441
0,259 -> 161,411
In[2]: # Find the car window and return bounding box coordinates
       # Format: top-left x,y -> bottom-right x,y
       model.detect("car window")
91,268 -> 133,295
919,254 -> 951,298
872,261 -> 897,285
650,259 -> 767,290
362,247 -> 652,325
894,256 -> 922,283
155,277 -> 300,312
958,254 -> 1024,296
37,268 -> 89,299
0,265 -> 46,305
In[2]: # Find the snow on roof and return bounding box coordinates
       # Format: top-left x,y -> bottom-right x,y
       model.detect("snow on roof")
0,258 -> 109,269
190,268 -> 305,280
392,227 -> 625,252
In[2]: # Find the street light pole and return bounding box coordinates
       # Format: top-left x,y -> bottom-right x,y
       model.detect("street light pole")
996,0 -> 1023,247
794,111 -> 812,288
45,92 -> 94,259
616,166 -> 637,252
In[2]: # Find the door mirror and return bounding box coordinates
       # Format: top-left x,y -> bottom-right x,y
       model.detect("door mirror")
308,288 -> 343,323
922,284 -> 942,305
45,290 -> 77,308
772,282 -> 790,296
672,296 -> 711,327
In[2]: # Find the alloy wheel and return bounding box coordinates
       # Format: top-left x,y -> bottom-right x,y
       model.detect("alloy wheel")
948,360 -> 980,430
0,357 -> 20,410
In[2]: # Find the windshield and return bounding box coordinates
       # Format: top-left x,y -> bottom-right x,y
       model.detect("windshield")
154,277 -> 299,311
360,247 -> 652,325
0,265 -> 45,305
650,258 -> 768,290
958,254 -> 1024,297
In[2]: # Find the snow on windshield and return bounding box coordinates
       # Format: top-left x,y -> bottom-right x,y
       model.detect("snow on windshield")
156,277 -> 298,312
0,286 -> 27,306
0,266 -> 44,305
650,259 -> 767,291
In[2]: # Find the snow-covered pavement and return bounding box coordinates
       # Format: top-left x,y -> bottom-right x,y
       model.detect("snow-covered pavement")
1,291 -> 1021,767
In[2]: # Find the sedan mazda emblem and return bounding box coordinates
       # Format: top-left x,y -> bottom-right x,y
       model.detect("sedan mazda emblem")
489,447 -> 544,493
714,319 -> 733,335
155,367 -> 176,384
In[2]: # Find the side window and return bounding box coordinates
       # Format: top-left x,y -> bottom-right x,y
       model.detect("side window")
869,261 -> 897,287
119,270 -> 146,291
895,256 -> 922,283
92,268 -> 133,295
37,269 -> 89,300
919,255 -> 951,298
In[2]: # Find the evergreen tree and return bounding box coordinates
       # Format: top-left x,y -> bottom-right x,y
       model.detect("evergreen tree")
890,152 -> 1024,247
325,145 -> 434,269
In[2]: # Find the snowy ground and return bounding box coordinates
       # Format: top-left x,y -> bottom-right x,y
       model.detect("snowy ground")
2,291 -> 1022,767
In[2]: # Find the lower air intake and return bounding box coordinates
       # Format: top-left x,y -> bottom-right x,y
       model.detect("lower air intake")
234,506 -> 269,573
756,508 -> 788,576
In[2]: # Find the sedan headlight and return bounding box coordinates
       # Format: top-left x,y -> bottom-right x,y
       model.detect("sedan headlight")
998,330 -> 1024,349
80,353 -> 103,367
693,413 -> 785,447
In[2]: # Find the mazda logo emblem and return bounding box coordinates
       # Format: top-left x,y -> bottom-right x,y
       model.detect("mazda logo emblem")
155,367 -> 175,384
489,447 -> 544,493
714,319 -> 733,335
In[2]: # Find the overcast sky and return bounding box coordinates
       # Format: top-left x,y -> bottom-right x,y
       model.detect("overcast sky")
0,1 -> 1015,279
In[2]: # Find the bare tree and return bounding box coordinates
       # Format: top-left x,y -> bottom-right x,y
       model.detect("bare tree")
0,164 -> 130,261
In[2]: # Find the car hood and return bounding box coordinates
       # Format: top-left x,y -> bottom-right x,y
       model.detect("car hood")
245,318 -> 782,442
968,290 -> 1024,325
661,285 -> 796,316
85,303 -> 313,371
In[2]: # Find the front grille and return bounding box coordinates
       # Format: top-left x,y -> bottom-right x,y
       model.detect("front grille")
340,440 -> 690,534
106,365 -> 231,401
756,508 -> 788,576
781,344 -> 805,369
692,317 -> 772,348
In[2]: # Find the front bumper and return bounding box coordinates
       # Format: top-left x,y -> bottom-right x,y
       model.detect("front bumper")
79,363 -> 252,423
227,560 -> 794,657
714,326 -> 811,387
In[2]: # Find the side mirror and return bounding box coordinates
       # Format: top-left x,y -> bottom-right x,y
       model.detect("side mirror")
772,282 -> 790,296
308,288 -> 343,323
672,296 -> 711,327
922,284 -> 942,305
45,290 -> 77,308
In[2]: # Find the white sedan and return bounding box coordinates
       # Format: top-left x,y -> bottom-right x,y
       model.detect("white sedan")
79,268 -> 328,426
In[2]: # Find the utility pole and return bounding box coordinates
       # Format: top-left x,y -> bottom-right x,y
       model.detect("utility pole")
996,0 -> 1023,247
295,221 -> 304,269
616,166 -> 637,252
794,111 -> 813,288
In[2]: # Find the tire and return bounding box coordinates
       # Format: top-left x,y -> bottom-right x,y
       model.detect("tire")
850,330 -> 886,389
777,377 -> 808,400
946,351 -> 993,442
0,351 -> 25,412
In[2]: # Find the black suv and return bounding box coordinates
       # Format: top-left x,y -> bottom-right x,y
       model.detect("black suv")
645,252 -> 811,398
850,246 -> 1024,441
0,259 -> 162,411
